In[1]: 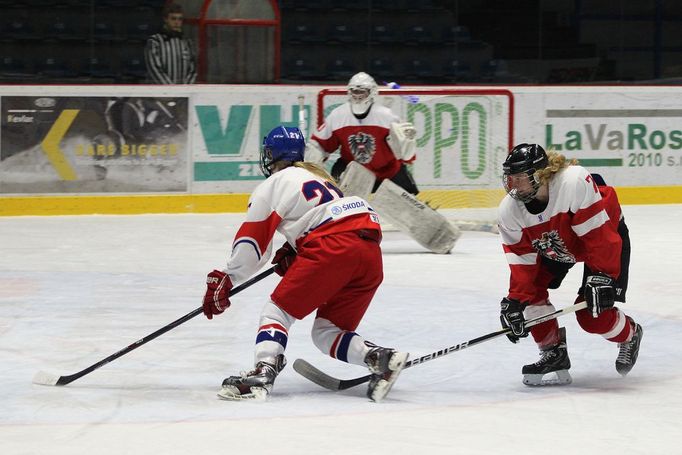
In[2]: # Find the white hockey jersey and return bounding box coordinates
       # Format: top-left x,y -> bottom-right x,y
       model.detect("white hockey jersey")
311,103 -> 407,180
498,165 -> 623,304
225,166 -> 381,284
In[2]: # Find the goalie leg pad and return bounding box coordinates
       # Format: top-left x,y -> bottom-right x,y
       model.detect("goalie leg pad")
371,179 -> 460,254
339,161 -> 376,200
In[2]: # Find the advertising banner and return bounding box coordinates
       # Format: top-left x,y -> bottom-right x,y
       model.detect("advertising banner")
513,88 -> 682,186
0,96 -> 189,193
190,87 -> 512,194
191,88 -> 316,194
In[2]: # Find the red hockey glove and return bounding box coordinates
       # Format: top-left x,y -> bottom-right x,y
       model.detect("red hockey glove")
271,242 -> 297,277
203,270 -> 233,320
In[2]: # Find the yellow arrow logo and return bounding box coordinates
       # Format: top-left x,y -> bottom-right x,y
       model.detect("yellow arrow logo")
40,109 -> 79,181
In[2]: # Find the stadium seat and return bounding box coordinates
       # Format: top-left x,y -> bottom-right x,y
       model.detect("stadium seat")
405,24 -> 435,45
441,25 -> 472,44
83,56 -> 119,80
4,19 -> 39,42
44,14 -> 87,42
36,56 -> 77,79
287,0 -> 330,11
282,57 -> 324,80
368,56 -> 396,82
283,23 -> 323,44
120,55 -> 147,82
126,21 -> 155,43
331,0 -> 367,11
441,59 -> 473,81
327,23 -> 366,44
326,57 -> 355,80
403,58 -> 434,82
371,0 -> 407,12
0,55 -> 33,80
480,59 -> 511,81
369,24 -> 398,44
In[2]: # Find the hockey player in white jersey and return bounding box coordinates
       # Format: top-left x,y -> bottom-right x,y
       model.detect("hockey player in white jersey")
201,125 -> 408,401
306,72 -> 459,254
497,143 -> 643,386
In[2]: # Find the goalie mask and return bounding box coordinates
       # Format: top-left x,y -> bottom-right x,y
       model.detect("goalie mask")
347,72 -> 378,116
260,126 -> 305,177
502,143 -> 549,203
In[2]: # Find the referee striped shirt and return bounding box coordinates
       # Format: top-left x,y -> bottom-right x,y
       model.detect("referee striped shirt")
144,30 -> 197,84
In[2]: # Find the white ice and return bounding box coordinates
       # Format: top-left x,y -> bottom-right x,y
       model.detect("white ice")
1,205 -> 680,455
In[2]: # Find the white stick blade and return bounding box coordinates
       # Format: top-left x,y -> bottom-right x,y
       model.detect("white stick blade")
32,370 -> 61,386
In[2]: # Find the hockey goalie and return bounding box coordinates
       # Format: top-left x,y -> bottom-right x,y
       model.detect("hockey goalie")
306,72 -> 459,254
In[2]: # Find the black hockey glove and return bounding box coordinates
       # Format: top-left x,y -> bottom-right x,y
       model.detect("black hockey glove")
500,297 -> 528,343
584,272 -> 616,318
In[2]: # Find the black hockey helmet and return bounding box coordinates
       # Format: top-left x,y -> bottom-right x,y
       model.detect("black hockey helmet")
502,143 -> 549,202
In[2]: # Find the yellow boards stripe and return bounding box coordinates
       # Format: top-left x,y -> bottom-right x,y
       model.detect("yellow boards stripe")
40,109 -> 79,181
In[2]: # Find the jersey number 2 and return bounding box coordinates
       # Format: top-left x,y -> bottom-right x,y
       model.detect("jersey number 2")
302,180 -> 343,205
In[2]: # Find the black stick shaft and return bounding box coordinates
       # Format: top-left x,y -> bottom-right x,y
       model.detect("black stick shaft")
333,302 -> 587,389
55,267 -> 276,385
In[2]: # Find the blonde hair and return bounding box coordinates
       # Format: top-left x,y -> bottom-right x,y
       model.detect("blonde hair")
293,161 -> 337,184
535,149 -> 578,185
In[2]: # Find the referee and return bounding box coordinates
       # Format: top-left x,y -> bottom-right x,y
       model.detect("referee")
144,3 -> 197,84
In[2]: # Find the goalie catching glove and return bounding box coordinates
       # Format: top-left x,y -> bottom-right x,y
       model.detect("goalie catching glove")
500,297 -> 528,343
584,272 -> 616,318
203,270 -> 233,319
271,242 -> 297,276
387,122 -> 417,161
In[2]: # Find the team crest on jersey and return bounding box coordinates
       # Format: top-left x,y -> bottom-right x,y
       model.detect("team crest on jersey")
532,230 -> 576,263
347,132 -> 376,164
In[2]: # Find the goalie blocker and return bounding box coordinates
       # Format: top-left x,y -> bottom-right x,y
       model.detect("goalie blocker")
371,179 -> 460,254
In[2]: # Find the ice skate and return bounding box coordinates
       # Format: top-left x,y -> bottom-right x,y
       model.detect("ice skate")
522,328 -> 572,386
365,346 -> 409,402
218,354 -> 286,401
616,322 -> 643,376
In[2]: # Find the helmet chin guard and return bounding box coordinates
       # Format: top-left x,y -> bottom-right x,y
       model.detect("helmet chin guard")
347,72 -> 378,116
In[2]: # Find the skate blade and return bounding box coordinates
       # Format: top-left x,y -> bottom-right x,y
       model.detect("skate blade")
370,352 -> 409,402
217,385 -> 269,401
523,369 -> 572,387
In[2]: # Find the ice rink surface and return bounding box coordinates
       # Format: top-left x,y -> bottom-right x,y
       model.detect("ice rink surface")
1,204 -> 680,455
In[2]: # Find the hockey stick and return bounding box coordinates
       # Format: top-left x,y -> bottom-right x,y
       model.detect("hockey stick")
33,266 -> 276,387
293,301 -> 588,391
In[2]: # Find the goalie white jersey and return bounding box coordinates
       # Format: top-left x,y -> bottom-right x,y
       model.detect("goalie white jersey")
225,166 -> 381,284
312,103 -> 407,180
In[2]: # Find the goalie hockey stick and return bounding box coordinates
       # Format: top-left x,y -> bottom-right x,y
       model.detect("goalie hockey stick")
33,266 -> 276,387
293,301 -> 588,391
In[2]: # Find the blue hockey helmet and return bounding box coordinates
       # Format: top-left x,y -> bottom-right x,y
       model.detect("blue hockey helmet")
260,126 -> 305,177
502,143 -> 548,202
